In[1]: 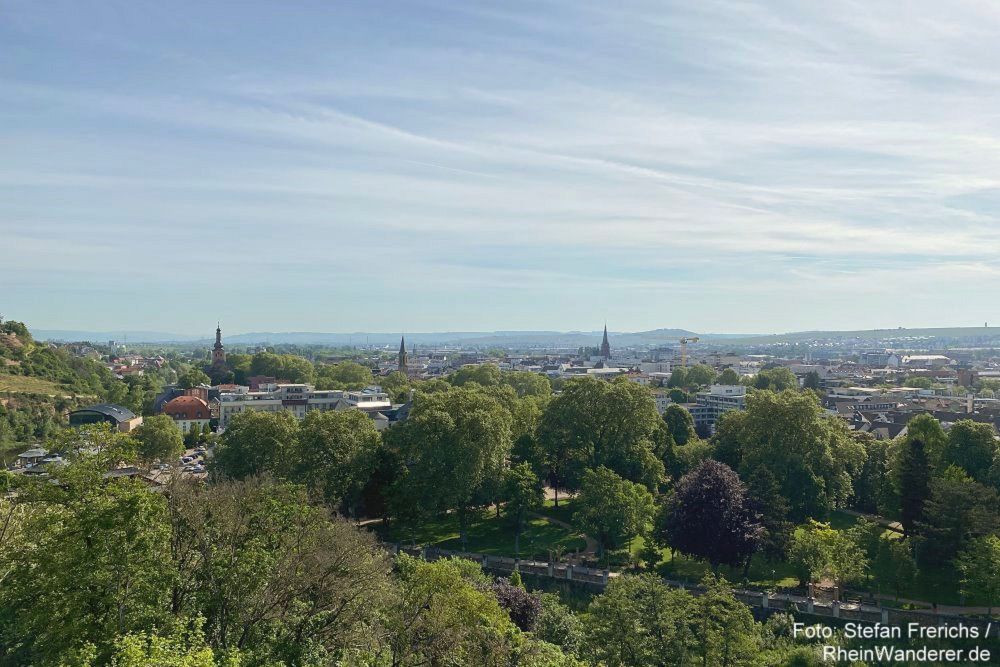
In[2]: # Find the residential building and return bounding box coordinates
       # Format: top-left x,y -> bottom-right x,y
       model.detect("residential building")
162,395 -> 213,434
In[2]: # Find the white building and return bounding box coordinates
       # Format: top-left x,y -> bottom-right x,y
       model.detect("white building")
218,384 -> 391,429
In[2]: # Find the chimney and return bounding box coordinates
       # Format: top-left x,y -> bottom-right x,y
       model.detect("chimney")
967,393 -> 974,414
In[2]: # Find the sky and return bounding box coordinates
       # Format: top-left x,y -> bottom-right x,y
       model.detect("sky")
3,0 -> 1000,336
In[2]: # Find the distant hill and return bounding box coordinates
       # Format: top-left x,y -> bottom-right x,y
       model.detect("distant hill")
724,326 -> 1000,345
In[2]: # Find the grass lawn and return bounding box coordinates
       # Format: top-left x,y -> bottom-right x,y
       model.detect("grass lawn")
537,496 -> 576,525
0,374 -> 66,395
372,507 -> 587,561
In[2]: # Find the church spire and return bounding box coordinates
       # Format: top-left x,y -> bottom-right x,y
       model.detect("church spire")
212,322 -> 226,369
398,335 -> 408,374
600,324 -> 611,359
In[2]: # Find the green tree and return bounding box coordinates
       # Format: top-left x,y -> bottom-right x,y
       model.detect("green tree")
534,594 -> 584,657
135,414 -> 185,464
108,618 -> 240,667
0,453 -> 173,664
502,371 -> 552,398
693,575 -> 761,667
944,420 -> 999,483
685,364 -> 717,387
956,535 -> 1000,614
710,390 -> 864,520
667,367 -> 689,389
898,437 -> 932,537
503,463 -> 544,560
663,404 -> 696,446
585,574 -> 695,667
388,387 -> 513,549
315,361 -> 374,390
788,521 -> 866,588
448,364 -> 502,388
387,555 -> 519,666
744,467 -> 793,562
717,368 -> 740,385
752,367 -> 798,391
167,478 -> 391,664
573,466 -> 655,557
917,466 -> 1000,566
802,371 -> 821,391
904,376 -> 934,389
179,367 -> 211,389
211,410 -> 298,480
538,377 -> 666,504
294,409 -> 380,516
381,370 -> 412,403
873,538 -> 917,600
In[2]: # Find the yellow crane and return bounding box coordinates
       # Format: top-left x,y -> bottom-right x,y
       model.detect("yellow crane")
678,337 -> 700,368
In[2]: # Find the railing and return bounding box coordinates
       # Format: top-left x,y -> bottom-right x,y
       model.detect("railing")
384,542 -> 995,634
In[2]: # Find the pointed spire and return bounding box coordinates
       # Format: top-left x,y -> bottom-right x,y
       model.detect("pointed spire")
600,323 -> 611,359
398,335 -> 408,374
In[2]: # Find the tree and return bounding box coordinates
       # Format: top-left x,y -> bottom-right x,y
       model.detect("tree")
388,387 -> 513,550
788,521 -> 866,588
659,460 -> 762,575
388,555 -> 519,666
502,371 -> 552,398
294,409 -> 380,516
490,576 -> 541,631
448,364 -> 502,388
167,478 -> 392,664
956,535 -> 1000,615
108,619 -> 241,667
585,574 -> 696,667
534,594 -> 584,657
249,351 -> 315,384
538,377 -> 666,504
573,467 -> 655,557
710,390 -> 865,521
873,538 -> 917,600
717,368 -> 740,385
851,434 -> 891,515
744,467 -> 793,562
179,367 -> 211,389
693,575 -> 761,667
663,404 -> 696,446
0,453 -> 173,664
802,371 -> 821,391
135,414 -> 184,464
898,438 -> 932,537
503,463 -> 544,560
211,410 -> 298,480
944,420 -> 999,483
752,367 -> 798,392
904,376 -> 934,389
315,361 -> 374,390
685,364 -> 717,387
380,370 -> 411,403
667,367 -> 689,389
916,466 -> 1000,566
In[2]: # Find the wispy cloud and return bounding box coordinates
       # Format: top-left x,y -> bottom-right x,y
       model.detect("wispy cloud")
2,0 -> 1000,332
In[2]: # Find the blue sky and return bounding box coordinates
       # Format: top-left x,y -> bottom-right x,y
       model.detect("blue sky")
3,0 -> 1000,335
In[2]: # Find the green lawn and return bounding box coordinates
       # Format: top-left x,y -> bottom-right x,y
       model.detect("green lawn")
537,496 -> 577,525
372,508 -> 586,561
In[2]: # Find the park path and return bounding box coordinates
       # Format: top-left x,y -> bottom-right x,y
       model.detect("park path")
528,509 -> 598,559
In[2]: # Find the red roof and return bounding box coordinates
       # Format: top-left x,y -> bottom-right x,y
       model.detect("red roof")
162,395 -> 210,420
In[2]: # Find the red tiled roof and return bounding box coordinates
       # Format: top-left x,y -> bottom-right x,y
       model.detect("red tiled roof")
162,395 -> 211,420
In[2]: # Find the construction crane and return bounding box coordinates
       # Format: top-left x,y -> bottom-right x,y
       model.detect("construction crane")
678,337 -> 700,368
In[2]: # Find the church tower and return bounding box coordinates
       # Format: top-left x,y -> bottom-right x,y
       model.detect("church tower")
212,323 -> 226,368
398,336 -> 408,375
600,324 -> 611,359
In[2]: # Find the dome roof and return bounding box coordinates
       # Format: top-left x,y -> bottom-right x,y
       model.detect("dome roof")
163,395 -> 211,420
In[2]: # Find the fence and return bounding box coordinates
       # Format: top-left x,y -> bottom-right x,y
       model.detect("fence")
385,542 -> 995,634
